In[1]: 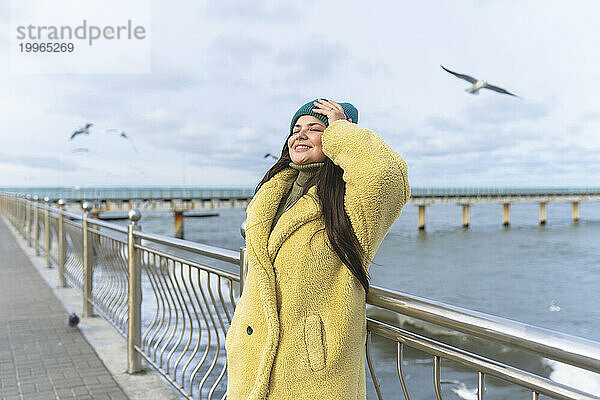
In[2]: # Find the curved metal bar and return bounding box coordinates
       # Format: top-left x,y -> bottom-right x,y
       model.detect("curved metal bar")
113,239 -> 130,333
165,261 -> 189,377
187,268 -> 210,398
206,273 -> 229,399
433,355 -> 443,400
190,270 -> 218,397
141,250 -> 161,351
158,259 -> 179,367
148,253 -> 169,362
177,266 -> 201,389
217,275 -> 232,324
478,371 -> 485,400
207,272 -> 228,346
366,330 -> 384,400
143,252 -> 166,358
91,236 -> 110,312
228,280 -> 237,318
209,362 -> 228,400
396,342 -> 411,400
170,263 -> 194,387
196,273 -> 222,397
152,255 -> 174,363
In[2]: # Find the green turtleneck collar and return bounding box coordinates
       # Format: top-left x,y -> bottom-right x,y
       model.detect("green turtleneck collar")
289,161 -> 324,187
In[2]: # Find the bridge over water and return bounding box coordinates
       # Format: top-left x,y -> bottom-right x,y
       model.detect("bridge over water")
3,187 -> 600,235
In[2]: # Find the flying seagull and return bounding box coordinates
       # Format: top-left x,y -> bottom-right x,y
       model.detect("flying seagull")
441,65 -> 518,97
70,125 -> 139,153
264,153 -> 278,160
99,129 -> 139,153
70,123 -> 94,140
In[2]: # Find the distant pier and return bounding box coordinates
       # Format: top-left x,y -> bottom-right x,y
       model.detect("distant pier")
3,186 -> 600,233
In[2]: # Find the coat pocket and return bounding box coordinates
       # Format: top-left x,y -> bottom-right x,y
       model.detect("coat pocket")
303,313 -> 326,371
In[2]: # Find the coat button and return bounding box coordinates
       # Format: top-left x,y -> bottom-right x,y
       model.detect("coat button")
247,325 -> 253,335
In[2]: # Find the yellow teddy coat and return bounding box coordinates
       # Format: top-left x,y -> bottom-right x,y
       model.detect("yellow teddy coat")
225,119 -> 410,399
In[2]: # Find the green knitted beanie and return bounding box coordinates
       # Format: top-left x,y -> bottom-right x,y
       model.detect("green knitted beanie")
289,98 -> 359,135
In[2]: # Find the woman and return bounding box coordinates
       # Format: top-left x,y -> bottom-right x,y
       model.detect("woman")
225,98 -> 410,399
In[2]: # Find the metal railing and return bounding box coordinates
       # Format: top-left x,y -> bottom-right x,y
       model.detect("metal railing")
1,192 -> 599,400
1,193 -> 239,399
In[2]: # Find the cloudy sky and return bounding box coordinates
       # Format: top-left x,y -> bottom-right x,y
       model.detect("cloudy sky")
1,0 -> 599,188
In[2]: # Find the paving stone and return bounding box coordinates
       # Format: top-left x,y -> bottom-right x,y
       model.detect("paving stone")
55,388 -> 73,396
23,390 -> 57,400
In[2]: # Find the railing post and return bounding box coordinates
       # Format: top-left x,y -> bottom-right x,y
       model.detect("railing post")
18,195 -> 24,236
44,197 -> 51,268
82,201 -> 95,317
7,193 -> 12,223
240,219 -> 248,294
17,194 -> 22,234
127,209 -> 142,373
33,195 -> 40,254
58,199 -> 66,287
22,194 -> 27,235
15,194 -> 21,235
13,194 -> 19,233
26,194 -> 32,246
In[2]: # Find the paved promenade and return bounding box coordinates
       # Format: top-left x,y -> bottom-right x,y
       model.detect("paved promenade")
0,217 -> 128,400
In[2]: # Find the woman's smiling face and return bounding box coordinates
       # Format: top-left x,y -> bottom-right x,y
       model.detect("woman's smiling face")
288,115 -> 327,164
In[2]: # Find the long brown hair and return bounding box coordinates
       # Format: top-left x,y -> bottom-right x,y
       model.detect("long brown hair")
255,131 -> 372,295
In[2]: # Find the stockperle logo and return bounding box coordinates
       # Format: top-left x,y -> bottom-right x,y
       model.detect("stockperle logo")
10,0 -> 151,73
15,19 -> 147,46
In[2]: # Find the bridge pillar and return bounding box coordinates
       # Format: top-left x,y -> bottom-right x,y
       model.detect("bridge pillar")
210,199 -> 215,209
502,203 -> 510,226
418,205 -> 426,230
462,204 -> 470,228
539,202 -> 547,225
174,210 -> 184,239
572,202 -> 579,222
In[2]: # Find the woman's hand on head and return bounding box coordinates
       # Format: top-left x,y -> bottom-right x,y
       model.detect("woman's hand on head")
313,99 -> 352,124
